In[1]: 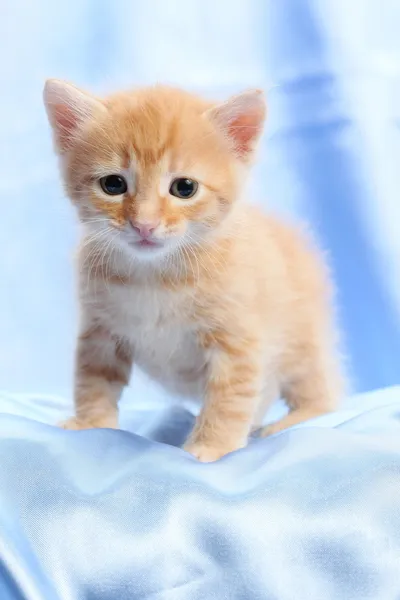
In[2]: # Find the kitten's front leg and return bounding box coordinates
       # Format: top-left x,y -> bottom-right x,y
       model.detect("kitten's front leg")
184,337 -> 263,462
62,323 -> 133,431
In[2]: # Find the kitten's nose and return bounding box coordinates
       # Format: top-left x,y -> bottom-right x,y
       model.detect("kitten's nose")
129,219 -> 159,238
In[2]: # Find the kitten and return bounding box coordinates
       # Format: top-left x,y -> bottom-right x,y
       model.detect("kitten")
43,79 -> 345,462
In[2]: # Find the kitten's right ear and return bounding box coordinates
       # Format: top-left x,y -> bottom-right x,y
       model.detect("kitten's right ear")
43,79 -> 106,152
205,89 -> 266,161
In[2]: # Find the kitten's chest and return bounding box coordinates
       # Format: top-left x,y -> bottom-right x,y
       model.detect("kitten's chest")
112,283 -> 192,330
107,285 -> 207,395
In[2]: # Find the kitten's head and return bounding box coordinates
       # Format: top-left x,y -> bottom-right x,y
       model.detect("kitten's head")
44,80 -> 266,263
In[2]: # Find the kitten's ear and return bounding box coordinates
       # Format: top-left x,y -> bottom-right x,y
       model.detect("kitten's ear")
206,89 -> 266,160
43,79 -> 106,152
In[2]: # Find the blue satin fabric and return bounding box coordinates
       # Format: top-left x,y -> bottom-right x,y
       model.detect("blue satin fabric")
0,388 -> 399,600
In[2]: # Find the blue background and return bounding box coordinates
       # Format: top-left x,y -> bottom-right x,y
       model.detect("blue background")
1,0 -> 399,402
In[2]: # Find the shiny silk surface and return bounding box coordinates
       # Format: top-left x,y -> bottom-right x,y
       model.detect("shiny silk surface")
0,388 -> 400,599
1,0 -> 400,598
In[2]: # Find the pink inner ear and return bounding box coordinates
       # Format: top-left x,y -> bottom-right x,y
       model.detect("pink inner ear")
53,103 -> 79,148
227,112 -> 262,158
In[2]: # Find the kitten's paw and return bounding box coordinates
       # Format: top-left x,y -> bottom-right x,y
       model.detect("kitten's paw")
60,415 -> 118,431
184,441 -> 244,462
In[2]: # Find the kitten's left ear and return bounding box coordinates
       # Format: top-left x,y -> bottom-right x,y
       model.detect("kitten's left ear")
206,89 -> 266,160
43,79 -> 106,152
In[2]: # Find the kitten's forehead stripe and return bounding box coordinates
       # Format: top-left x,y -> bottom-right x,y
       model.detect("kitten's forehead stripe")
129,142 -> 169,170
121,148 -> 130,170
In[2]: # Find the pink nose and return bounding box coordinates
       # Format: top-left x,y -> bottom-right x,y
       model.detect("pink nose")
129,220 -> 159,238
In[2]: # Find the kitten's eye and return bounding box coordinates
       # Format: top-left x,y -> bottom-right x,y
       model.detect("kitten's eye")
99,175 -> 128,196
169,178 -> 198,200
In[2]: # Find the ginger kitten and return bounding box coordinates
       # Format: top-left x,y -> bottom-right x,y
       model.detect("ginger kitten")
43,79 -> 344,462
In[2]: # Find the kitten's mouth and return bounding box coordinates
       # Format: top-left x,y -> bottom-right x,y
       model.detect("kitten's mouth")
131,239 -> 164,250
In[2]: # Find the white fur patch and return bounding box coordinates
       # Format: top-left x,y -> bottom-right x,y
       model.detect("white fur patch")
84,279 -> 206,400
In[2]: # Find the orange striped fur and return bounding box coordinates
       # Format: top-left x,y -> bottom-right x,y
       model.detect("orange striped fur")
44,80 -> 345,461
